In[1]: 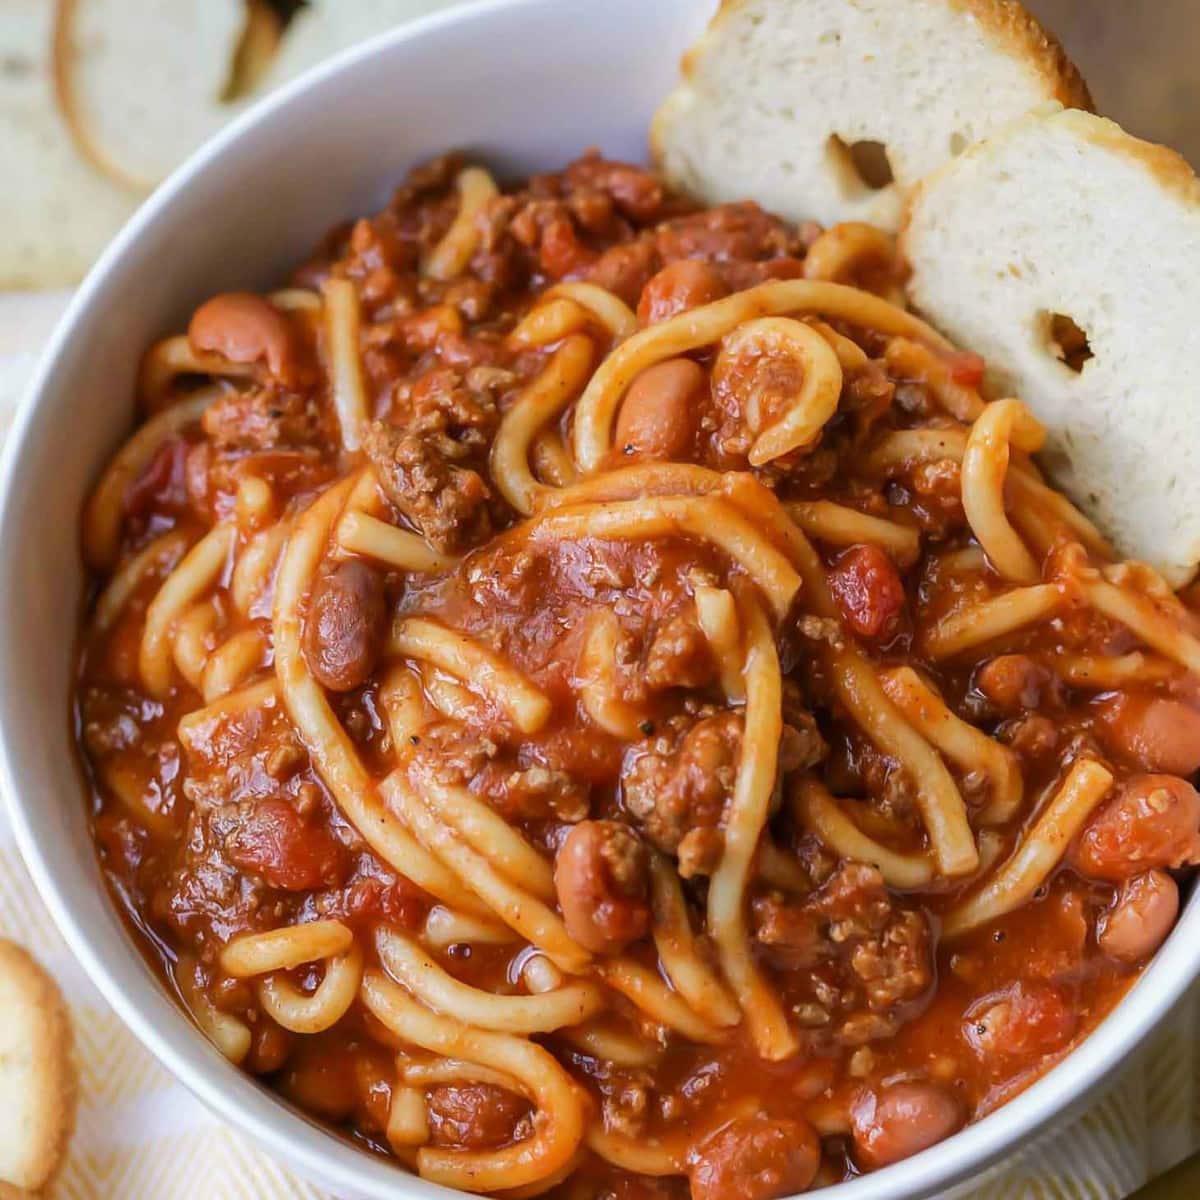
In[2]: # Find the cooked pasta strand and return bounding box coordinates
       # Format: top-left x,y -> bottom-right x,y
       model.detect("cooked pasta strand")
962,399 -> 1046,584
361,970 -> 585,1192
376,927 -> 603,1033
573,279 -> 948,472
322,277 -> 368,452
389,616 -> 552,734
944,761 -> 1113,937
879,666 -> 1023,825
795,778 -> 935,889
707,594 -> 797,1060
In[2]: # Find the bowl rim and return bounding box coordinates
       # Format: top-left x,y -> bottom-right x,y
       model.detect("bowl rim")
3,0 -> 1199,1196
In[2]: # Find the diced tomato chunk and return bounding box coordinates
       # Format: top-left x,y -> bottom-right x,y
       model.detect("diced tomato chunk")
225,799 -> 347,891
538,216 -> 596,279
946,350 -> 986,388
344,875 -> 430,929
827,544 -> 906,639
123,435 -> 190,518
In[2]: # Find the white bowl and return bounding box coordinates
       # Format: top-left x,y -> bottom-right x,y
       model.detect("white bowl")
2,1 -> 1197,1196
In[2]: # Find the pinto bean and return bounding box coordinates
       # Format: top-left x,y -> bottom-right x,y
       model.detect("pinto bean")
974,655 -> 1056,714
1071,773 -> 1200,881
553,820 -> 651,955
189,292 -> 307,386
245,1019 -> 293,1075
1097,869 -> 1179,963
303,560 -> 387,691
963,980 -> 1077,1063
637,259 -> 728,325
689,1116 -> 820,1200
827,544 -> 906,640
850,1082 -> 963,1170
1094,694 -> 1200,776
613,358 -> 704,461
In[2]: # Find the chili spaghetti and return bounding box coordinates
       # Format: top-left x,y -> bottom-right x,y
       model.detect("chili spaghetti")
75,151 -> 1200,1198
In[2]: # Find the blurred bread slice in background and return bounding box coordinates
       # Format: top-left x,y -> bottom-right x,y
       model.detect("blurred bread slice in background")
902,105 -> 1200,586
0,939 -> 76,1193
0,1 -> 140,288
651,0 -> 1089,233
54,0 -> 256,191
260,0 -> 452,84
0,0 -> 458,289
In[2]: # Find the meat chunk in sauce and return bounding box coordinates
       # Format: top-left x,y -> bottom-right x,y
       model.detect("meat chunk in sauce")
642,607 -> 716,693
225,798 -> 347,891
688,1116 -> 820,1200
621,710 -> 742,875
1071,773 -> 1200,881
655,202 -> 806,268
752,862 -> 933,1023
426,1083 -> 532,1149
407,721 -> 591,823
563,154 -> 665,223
850,1081 -> 962,1170
303,560 -> 387,692
362,420 -> 494,553
202,385 -> 322,452
554,819 -> 651,955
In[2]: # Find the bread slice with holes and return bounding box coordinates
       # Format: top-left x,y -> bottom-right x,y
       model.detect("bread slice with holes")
651,0 -> 1089,233
903,105 -> 1200,586
0,940 -> 76,1193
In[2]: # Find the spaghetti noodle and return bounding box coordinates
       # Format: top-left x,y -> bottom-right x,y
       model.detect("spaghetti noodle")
75,150 -> 1200,1199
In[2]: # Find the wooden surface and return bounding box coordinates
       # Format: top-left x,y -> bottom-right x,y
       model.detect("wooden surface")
1027,0 -> 1200,164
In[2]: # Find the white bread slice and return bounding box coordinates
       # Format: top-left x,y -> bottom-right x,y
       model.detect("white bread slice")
55,0 -> 249,190
902,105 -> 1200,586
0,940 -> 76,1192
0,1 -> 139,288
259,0 -> 456,86
651,0 -> 1089,233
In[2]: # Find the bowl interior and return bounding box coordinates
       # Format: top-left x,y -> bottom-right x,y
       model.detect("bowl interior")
2,1 -> 1198,1197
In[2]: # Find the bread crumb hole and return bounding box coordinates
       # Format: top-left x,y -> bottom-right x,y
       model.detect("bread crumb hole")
1042,312 -> 1093,373
949,131 -> 968,156
827,136 -> 894,192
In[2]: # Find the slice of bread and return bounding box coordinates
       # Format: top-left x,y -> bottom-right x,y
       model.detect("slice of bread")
55,0 -> 249,190
259,0 -> 455,86
651,0 -> 1089,233
0,0 -> 139,288
903,105 -> 1200,586
0,940 -> 76,1192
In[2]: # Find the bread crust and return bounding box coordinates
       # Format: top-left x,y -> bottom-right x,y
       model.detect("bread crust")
0,940 -> 77,1192
951,0 -> 1092,110
652,0 -> 1091,191
1056,108 -> 1200,204
901,106 -> 1200,250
